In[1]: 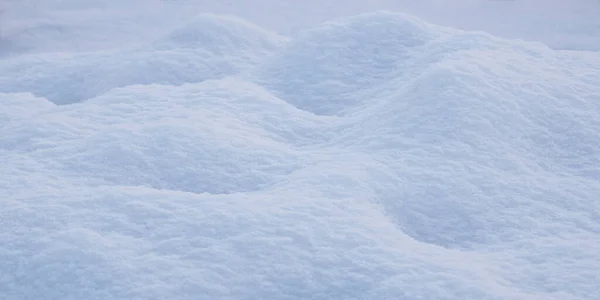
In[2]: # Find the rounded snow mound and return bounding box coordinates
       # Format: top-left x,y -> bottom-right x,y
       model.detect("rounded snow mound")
150,13 -> 286,53
0,78 -> 328,195
255,11 -> 448,115
337,36 -> 600,251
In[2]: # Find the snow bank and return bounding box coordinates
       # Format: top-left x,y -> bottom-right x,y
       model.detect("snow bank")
2,11 -> 600,300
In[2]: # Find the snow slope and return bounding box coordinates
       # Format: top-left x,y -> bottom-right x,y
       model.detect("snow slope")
2,9 -> 600,300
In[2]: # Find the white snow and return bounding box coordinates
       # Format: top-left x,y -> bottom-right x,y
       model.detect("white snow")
2,0 -> 599,54
1,2 -> 600,300
0,14 -> 286,104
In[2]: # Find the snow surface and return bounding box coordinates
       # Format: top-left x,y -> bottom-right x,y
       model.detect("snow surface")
2,4 -> 600,300
2,0 -> 600,54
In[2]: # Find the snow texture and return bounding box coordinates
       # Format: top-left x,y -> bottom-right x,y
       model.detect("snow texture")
1,6 -> 600,300
2,0 -> 599,54
0,14 -> 286,104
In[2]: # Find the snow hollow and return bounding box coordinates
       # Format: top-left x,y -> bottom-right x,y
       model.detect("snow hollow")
1,10 -> 599,300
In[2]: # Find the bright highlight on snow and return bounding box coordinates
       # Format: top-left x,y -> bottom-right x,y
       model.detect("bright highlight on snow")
1,6 -> 599,300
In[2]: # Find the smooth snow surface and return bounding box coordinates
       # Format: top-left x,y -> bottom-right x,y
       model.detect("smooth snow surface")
2,7 -> 600,300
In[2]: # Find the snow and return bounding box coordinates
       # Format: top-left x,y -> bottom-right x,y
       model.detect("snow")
2,2 -> 600,300
0,14 -> 286,104
2,0 -> 599,54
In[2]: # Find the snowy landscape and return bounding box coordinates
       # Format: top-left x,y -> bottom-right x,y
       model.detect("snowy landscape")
1,1 -> 599,299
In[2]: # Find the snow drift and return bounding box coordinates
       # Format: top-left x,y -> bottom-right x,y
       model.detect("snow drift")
1,10 -> 599,300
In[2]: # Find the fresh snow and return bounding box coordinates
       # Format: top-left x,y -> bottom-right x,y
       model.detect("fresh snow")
2,0 -> 599,54
1,2 -> 600,300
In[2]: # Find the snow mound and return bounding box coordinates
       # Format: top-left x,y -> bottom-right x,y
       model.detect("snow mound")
0,78 -> 329,194
0,14 -> 286,105
150,14 -> 285,53
2,10 -> 600,300
344,43 -> 600,249
255,11 -> 448,115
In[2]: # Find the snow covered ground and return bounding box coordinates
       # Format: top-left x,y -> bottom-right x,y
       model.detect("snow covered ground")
1,1 -> 600,299
2,0 -> 600,55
